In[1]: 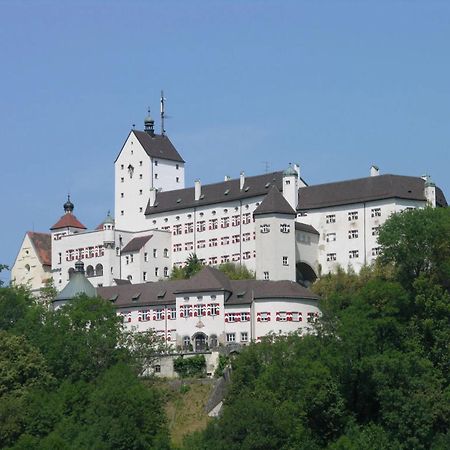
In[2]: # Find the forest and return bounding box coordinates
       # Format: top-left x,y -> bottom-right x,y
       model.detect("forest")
1,207 -> 449,449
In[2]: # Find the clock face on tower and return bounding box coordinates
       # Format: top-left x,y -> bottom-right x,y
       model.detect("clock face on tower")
128,164 -> 134,178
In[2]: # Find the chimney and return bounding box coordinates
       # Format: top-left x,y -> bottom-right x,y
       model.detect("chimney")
240,171 -> 245,190
149,187 -> 157,207
294,163 -> 300,179
195,179 -> 201,201
370,165 -> 380,177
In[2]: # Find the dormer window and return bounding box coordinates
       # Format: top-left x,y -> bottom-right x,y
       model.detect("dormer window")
128,164 -> 134,178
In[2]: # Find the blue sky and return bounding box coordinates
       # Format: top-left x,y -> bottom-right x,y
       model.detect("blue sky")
1,0 -> 450,284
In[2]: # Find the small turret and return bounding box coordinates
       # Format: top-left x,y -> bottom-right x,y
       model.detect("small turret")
144,108 -> 155,137
102,211 -> 115,249
64,195 -> 74,213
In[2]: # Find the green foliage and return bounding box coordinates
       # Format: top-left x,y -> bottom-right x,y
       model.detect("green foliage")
170,253 -> 203,279
214,354 -> 230,378
217,262 -> 255,280
38,278 -> 58,305
173,355 -> 206,378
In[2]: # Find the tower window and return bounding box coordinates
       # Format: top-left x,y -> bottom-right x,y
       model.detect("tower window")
176,164 -> 179,169
264,271 -> 269,280
176,177 -> 179,183
154,160 -> 158,166
155,173 -> 158,179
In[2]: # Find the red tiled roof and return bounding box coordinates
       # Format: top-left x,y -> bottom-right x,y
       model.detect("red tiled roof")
27,232 -> 51,266
50,213 -> 86,230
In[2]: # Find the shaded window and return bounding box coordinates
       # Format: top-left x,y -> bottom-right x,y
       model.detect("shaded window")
95,263 -> 103,276
86,265 -> 94,277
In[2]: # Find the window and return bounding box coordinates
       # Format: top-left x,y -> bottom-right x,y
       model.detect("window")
326,214 -> 336,224
138,310 -> 150,322
176,177 -> 179,183
240,312 -> 250,321
260,224 -> 270,233
120,311 -> 132,323
232,215 -> 240,226
153,249 -> 157,258
154,267 -> 159,277
197,240 -> 206,249
121,210 -> 124,216
120,177 -> 124,183
348,211 -> 358,221
280,223 -> 290,233
349,250 -> 359,259
143,271 -> 147,281
154,365 -> 161,373
348,229 -> 359,239
209,219 -> 218,230
241,332 -> 248,342
209,334 -> 218,348
209,238 -> 218,247
243,251 -> 251,260
372,226 -> 380,236
197,221 -> 205,232
164,267 -> 169,277
139,207 -> 143,213
242,213 -> 251,224
264,271 -> 269,280
327,253 -> 337,262
139,189 -> 143,195
292,312 -> 302,322
163,248 -> 169,257
207,303 -> 219,316
209,256 -> 218,265
226,333 -> 236,343
58,252 -> 62,264
183,336 -> 190,349
257,311 -> 271,322
176,164 -> 179,169
232,234 -> 240,244
221,255 -> 230,263
154,160 -> 158,166
185,242 -> 194,251
326,233 -> 336,242
221,217 -> 230,228
144,252 -> 148,262
180,305 -> 192,318
372,247 -> 381,256
282,256 -> 289,266
307,312 -> 319,323
173,224 -> 182,235
120,193 -> 124,198
221,236 -> 230,246
184,222 -> 193,234
167,306 -> 176,320
139,174 -> 143,179
276,311 -> 287,322
371,208 -> 381,218
155,173 -> 158,179
242,232 -> 251,241
139,160 -> 143,166
120,164 -> 124,170
232,253 -> 240,262
154,308 -> 164,320
173,243 -> 182,252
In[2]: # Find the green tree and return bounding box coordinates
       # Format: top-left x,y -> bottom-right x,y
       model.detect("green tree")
170,253 -> 203,279
217,262 -> 255,280
377,207 -> 450,287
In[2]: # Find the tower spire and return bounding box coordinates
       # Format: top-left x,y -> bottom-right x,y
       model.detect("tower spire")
144,108 -> 155,136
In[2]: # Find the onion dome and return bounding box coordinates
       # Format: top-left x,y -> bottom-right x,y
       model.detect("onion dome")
103,210 -> 114,225
144,108 -> 155,135
283,164 -> 298,178
64,194 -> 74,213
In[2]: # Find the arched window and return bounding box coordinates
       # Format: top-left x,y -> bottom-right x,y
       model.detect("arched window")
183,336 -> 190,350
95,263 -> 103,277
164,267 -> 168,277
163,248 -> 169,258
209,334 -> 218,349
86,265 -> 94,277
68,268 -> 75,279
127,275 -> 132,282
25,264 -> 30,272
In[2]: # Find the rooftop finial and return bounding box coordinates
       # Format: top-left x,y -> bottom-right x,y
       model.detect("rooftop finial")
160,90 -> 166,136
64,194 -> 74,213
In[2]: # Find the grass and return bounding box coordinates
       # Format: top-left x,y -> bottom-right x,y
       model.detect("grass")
155,379 -> 215,447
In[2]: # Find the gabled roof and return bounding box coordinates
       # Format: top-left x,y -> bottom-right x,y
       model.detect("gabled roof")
132,130 -> 184,163
50,213 -> 87,231
177,266 -> 231,293
121,235 -> 152,254
27,232 -> 52,266
297,174 -> 448,210
145,171 -> 285,215
253,185 -> 296,216
295,222 -> 320,235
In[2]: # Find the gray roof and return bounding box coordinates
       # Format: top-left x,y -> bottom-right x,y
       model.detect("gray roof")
297,174 -> 448,210
133,130 -> 185,163
145,171 -> 285,215
295,222 -> 320,235
121,235 -> 152,253
54,273 -> 96,302
253,186 -> 296,216
97,266 -> 318,308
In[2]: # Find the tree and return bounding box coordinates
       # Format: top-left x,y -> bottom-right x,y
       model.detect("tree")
377,207 -> 450,287
217,262 -> 255,280
0,264 -> 8,287
170,253 -> 203,279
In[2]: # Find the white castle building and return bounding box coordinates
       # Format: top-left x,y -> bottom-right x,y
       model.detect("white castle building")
12,110 -> 447,293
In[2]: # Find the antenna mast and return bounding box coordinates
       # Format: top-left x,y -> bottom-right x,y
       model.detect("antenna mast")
160,90 -> 166,135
